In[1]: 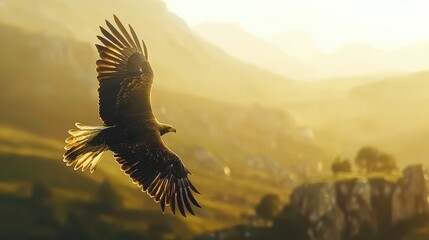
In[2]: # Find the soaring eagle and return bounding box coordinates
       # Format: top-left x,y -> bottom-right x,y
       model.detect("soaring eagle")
63,16 -> 200,217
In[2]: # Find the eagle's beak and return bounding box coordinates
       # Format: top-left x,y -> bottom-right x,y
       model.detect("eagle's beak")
172,128 -> 177,133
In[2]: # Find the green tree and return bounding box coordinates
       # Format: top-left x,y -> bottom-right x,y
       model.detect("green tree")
31,182 -> 52,205
94,180 -> 122,211
331,156 -> 352,175
372,153 -> 398,173
355,146 -> 398,173
240,212 -> 255,225
148,222 -> 173,240
255,193 -> 282,224
31,182 -> 59,229
271,205 -> 310,240
355,146 -> 379,172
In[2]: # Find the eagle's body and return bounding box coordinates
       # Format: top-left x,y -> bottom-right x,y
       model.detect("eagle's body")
63,16 -> 200,217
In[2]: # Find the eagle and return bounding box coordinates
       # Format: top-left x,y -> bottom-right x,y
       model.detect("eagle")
63,15 -> 200,217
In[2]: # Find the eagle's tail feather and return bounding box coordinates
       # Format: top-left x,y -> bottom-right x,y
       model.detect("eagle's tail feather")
63,122 -> 109,173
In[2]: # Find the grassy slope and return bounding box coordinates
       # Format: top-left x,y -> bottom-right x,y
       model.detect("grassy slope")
0,130 -> 199,235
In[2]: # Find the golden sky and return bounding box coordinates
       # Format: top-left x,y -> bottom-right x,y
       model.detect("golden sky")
162,0 -> 429,52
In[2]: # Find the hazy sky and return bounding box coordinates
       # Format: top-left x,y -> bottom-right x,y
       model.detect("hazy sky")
162,0 -> 429,52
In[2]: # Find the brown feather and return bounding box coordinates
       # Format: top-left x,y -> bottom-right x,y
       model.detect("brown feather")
129,24 -> 143,53
142,40 -> 148,60
177,189 -> 186,217
113,15 -> 137,49
170,192 -> 176,215
100,26 -> 125,48
97,36 -> 120,52
99,52 -> 122,63
106,20 -> 131,48
182,188 -> 195,215
95,44 -> 124,60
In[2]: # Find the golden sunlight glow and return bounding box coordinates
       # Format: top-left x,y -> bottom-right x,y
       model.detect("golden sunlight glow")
162,0 -> 429,52
2,0 -> 429,237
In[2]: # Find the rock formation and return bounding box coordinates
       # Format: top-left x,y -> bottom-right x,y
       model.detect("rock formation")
392,164 -> 429,223
287,164 -> 429,240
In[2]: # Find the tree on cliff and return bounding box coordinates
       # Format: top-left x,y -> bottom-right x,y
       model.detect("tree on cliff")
331,156 -> 352,175
31,182 -> 58,226
255,193 -> 282,224
271,204 -> 310,240
355,147 -> 398,173
31,182 -> 52,205
93,180 -> 122,211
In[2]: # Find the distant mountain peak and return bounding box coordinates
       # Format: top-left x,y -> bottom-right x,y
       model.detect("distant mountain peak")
194,22 -> 311,80
195,22 -> 246,33
270,31 -> 323,61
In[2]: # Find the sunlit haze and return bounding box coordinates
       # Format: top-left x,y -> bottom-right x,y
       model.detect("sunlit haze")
163,0 -> 429,52
2,1 -> 429,239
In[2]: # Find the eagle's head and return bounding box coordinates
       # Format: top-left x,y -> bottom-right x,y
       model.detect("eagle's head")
159,124 -> 176,135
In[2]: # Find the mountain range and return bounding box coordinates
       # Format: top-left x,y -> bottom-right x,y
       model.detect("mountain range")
195,22 -> 429,80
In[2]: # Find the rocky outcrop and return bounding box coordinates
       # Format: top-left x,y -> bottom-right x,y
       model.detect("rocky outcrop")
193,166 -> 429,240
290,183 -> 345,240
336,178 -> 377,238
287,164 -> 429,240
392,164 -> 429,223
368,178 -> 395,230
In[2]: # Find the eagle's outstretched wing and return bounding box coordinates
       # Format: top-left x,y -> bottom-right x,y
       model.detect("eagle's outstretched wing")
96,15 -> 153,126
94,16 -> 201,217
110,135 -> 201,217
